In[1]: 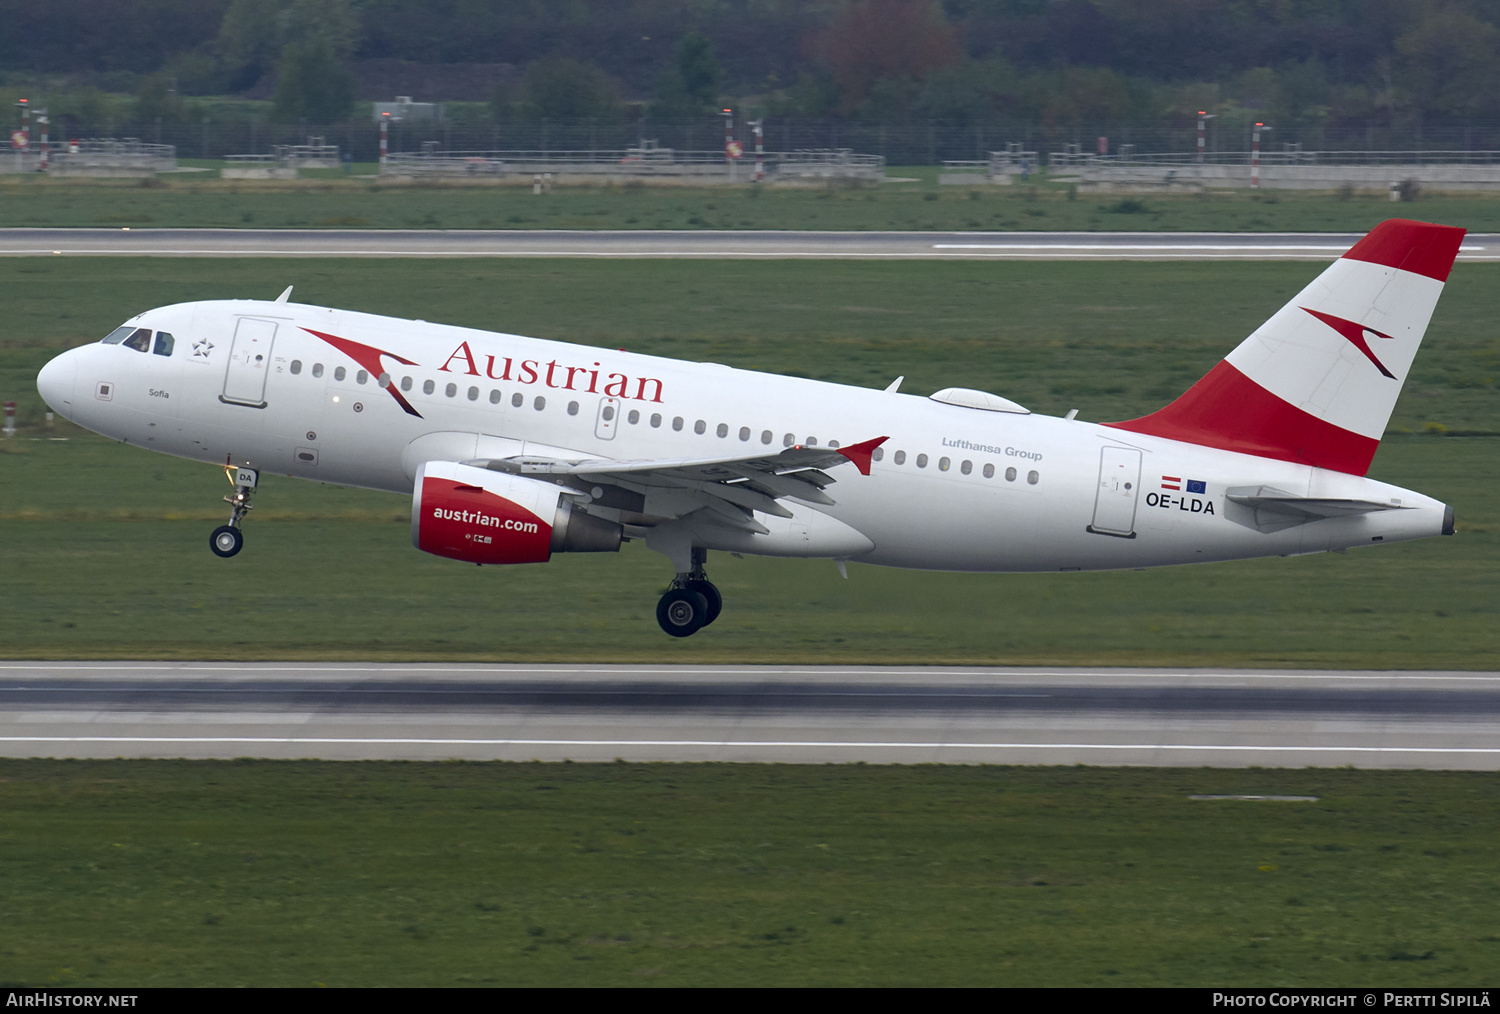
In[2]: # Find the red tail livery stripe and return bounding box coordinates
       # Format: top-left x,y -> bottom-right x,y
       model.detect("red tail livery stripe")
1104,360 -> 1379,475
1341,219 -> 1466,283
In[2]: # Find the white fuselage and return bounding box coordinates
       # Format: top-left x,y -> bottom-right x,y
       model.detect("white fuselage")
37,299 -> 1449,572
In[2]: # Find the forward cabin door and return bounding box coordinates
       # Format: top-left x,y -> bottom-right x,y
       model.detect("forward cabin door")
1090,446 -> 1142,538
594,396 -> 620,440
221,318 -> 278,407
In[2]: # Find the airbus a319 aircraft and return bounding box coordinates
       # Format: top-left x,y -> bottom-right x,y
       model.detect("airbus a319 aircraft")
36,219 -> 1463,636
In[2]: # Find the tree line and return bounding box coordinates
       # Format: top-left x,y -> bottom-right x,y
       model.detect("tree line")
3,0 -> 1499,148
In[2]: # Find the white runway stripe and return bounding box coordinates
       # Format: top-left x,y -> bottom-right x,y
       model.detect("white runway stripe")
3,736 -> 1499,755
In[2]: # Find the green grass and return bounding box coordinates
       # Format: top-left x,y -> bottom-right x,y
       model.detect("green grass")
0,433 -> 1492,666
4,173 -> 1500,232
2,760 -> 1497,986
0,257 -> 1495,665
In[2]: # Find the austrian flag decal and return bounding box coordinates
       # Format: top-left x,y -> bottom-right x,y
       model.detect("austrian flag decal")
1161,476 -> 1206,493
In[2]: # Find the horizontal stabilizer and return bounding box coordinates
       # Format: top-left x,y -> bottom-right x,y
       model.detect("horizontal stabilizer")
1225,485 -> 1407,519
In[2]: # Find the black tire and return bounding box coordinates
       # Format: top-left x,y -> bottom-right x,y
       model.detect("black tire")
209,525 -> 243,558
656,587 -> 710,637
685,579 -> 722,626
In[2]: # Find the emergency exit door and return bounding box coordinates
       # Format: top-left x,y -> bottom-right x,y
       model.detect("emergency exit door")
221,318 -> 277,407
1089,446 -> 1142,538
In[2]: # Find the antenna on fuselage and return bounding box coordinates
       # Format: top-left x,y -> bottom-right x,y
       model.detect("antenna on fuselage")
275,285 -> 293,303
884,376 -> 903,393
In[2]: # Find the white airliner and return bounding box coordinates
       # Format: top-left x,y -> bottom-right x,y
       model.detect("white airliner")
36,219 -> 1462,636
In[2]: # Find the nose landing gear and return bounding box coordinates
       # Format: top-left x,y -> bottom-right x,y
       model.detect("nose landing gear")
209,465 -> 258,558
656,547 -> 722,637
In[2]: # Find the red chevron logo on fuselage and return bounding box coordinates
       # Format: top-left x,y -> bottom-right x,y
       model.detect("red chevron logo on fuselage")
302,328 -> 424,417
1301,308 -> 1398,379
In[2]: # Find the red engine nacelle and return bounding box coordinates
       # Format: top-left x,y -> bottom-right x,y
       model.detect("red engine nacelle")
412,460 -> 620,565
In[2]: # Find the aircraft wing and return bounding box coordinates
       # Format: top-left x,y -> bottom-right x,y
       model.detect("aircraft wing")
471,436 -> 887,533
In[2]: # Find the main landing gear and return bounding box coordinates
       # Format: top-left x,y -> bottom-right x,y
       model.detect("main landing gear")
656,547 -> 722,638
209,465 -> 258,558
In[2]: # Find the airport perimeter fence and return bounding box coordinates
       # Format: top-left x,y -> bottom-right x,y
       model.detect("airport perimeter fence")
1045,149 -> 1500,191
20,117 -> 1500,168
379,147 -> 884,183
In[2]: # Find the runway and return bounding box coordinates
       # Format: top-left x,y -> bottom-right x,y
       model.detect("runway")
4,663 -> 1500,768
1,228 -> 1496,260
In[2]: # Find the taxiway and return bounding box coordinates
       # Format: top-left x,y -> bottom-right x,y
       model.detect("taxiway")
0,228 -> 1495,260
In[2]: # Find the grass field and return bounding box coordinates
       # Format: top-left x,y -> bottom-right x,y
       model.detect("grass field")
4,173 -> 1500,233
1,760 -> 1497,987
0,257 -> 1495,665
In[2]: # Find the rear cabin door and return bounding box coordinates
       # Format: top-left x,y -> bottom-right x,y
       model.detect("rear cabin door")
1090,446 -> 1142,538
221,318 -> 278,407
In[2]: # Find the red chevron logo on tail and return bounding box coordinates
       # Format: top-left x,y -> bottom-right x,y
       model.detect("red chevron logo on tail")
1301,308 -> 1398,379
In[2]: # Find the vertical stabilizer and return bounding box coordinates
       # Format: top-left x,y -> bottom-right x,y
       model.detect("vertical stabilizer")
1105,219 -> 1465,475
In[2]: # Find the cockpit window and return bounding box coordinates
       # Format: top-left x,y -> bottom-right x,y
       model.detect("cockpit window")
101,326 -> 136,344
152,332 -> 175,357
122,328 -> 152,353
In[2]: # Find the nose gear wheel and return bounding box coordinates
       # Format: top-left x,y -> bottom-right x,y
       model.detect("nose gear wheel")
210,463 -> 258,558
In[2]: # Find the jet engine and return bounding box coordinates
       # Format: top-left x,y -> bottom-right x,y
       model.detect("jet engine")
412,460 -> 620,565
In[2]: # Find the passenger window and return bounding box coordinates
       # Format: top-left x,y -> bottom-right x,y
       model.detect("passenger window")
290,360 -> 303,375
960,460 -> 972,475
650,413 -> 662,428
783,433 -> 794,447
894,450 -> 906,465
1028,470 -> 1039,485
938,457 -> 950,471
534,396 -> 546,411
123,328 -> 151,352
356,370 -> 368,385
1005,466 -> 1017,481
423,379 -> 435,395
983,463 -> 994,479
716,423 -> 728,438
313,363 -> 325,378
468,386 -> 479,401
512,392 -> 523,407
445,383 -> 457,398
489,389 -> 501,404
872,447 -> 884,461
334,366 -> 346,382
916,453 -> 928,468
378,372 -> 390,387
739,426 -> 750,441
828,440 -> 839,448
101,326 -> 134,344
694,419 -> 706,435
761,430 -> 772,445
567,400 -> 579,415
628,409 -> 640,424
672,416 -> 684,431
152,332 -> 174,357
401,376 -> 413,391
806,436 -> 817,446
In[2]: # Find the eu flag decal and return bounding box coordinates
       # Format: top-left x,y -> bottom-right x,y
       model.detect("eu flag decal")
1186,479 -> 1207,494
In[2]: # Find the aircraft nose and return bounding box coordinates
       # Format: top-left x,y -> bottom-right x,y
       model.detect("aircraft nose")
36,350 -> 77,413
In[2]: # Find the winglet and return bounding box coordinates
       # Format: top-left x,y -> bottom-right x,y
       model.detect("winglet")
837,436 -> 889,476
